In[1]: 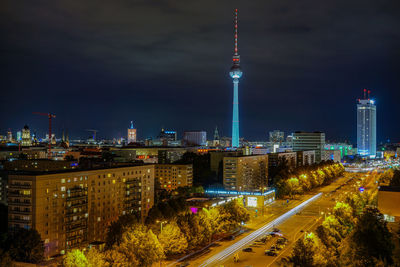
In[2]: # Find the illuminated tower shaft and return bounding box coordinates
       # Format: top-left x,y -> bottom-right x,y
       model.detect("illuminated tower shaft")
230,9 -> 242,148
232,78 -> 239,147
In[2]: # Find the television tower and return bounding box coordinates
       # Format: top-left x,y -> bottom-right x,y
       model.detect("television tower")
229,9 -> 242,148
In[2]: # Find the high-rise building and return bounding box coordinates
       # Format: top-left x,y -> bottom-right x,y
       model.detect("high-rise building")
223,155 -> 268,191
269,130 -> 285,144
213,126 -> 220,146
357,89 -> 376,157
183,131 -> 207,146
8,165 -> 154,257
21,125 -> 32,147
7,130 -> 12,142
127,121 -> 137,144
45,134 -> 56,145
158,128 -> 177,142
292,132 -> 325,163
229,9 -> 243,148
16,131 -> 22,142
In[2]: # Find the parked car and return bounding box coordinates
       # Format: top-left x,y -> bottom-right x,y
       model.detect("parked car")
265,249 -> 278,256
277,238 -> 288,245
272,228 -> 281,233
177,262 -> 189,267
242,247 -> 253,252
276,243 -> 286,250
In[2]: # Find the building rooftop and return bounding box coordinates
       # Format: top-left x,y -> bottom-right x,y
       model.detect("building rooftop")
7,162 -> 150,176
379,186 -> 400,192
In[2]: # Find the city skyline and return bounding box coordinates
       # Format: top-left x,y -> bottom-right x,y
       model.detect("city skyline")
1,1 -> 400,143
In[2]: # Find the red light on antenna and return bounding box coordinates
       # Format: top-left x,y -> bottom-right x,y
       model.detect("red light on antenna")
364,89 -> 367,91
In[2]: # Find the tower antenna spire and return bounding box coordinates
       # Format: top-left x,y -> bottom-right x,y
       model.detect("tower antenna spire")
234,8 -> 238,56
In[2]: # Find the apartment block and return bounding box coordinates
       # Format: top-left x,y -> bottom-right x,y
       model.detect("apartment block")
7,165 -> 154,257
223,155 -> 268,191
155,164 -> 193,190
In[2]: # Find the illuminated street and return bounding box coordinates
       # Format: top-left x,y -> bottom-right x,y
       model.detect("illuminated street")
183,173 -> 372,267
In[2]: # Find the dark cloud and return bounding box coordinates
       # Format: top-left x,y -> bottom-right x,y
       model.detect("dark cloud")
1,0 -> 399,142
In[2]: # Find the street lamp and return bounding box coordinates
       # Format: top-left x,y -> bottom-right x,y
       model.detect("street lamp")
156,220 -> 167,232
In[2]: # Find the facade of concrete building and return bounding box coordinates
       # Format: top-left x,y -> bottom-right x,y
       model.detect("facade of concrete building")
113,147 -> 187,164
158,129 -> 177,142
209,151 -> 242,176
269,130 -> 284,144
7,165 -> 154,257
378,186 -> 400,222
324,143 -> 354,158
296,150 -> 316,166
293,132 -> 325,163
268,152 -> 297,169
111,150 -> 136,163
157,150 -> 185,164
0,171 -> 7,205
155,164 -> 193,190
324,150 -> 341,162
223,155 -> 268,191
183,131 -> 207,146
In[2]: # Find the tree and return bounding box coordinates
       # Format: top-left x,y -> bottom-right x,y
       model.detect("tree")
158,222 -> 188,255
0,249 -> 14,267
63,249 -> 88,267
344,207 -> 394,266
286,178 -> 302,198
119,224 -> 164,266
103,248 -> 133,267
389,170 -> 400,186
86,248 -> 106,267
290,236 -> 315,266
105,214 -> 138,249
332,202 -> 354,232
8,228 -> 44,263
290,232 -> 332,267
217,199 -> 249,233
176,213 -> 203,249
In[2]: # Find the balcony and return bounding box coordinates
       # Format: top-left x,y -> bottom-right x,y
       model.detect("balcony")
9,210 -> 31,215
9,184 -> 31,189
8,193 -> 31,198
9,218 -> 31,224
66,195 -> 87,201
8,201 -> 31,206
66,224 -> 87,233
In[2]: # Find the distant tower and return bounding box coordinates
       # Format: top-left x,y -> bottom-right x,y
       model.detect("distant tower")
229,9 -> 243,148
127,121 -> 137,144
213,126 -> 220,146
21,125 -> 32,147
357,89 -> 376,157
7,130 -> 12,142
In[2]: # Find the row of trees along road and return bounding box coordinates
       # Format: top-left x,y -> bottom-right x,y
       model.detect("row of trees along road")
274,161 -> 345,198
63,198 -> 250,267
288,171 -> 400,267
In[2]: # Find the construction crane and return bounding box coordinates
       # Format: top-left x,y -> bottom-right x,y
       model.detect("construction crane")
85,129 -> 98,142
33,112 -> 56,159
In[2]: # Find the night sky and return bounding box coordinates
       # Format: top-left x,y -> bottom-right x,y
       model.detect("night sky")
1,1 -> 399,143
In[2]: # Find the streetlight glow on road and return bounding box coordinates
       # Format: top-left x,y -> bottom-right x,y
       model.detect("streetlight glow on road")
198,193 -> 323,267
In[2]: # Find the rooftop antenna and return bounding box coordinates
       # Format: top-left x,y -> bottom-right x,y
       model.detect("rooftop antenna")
368,90 -> 371,99
363,88 -> 367,99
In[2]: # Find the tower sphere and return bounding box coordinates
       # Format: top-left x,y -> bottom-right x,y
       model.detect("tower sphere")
230,65 -> 242,79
